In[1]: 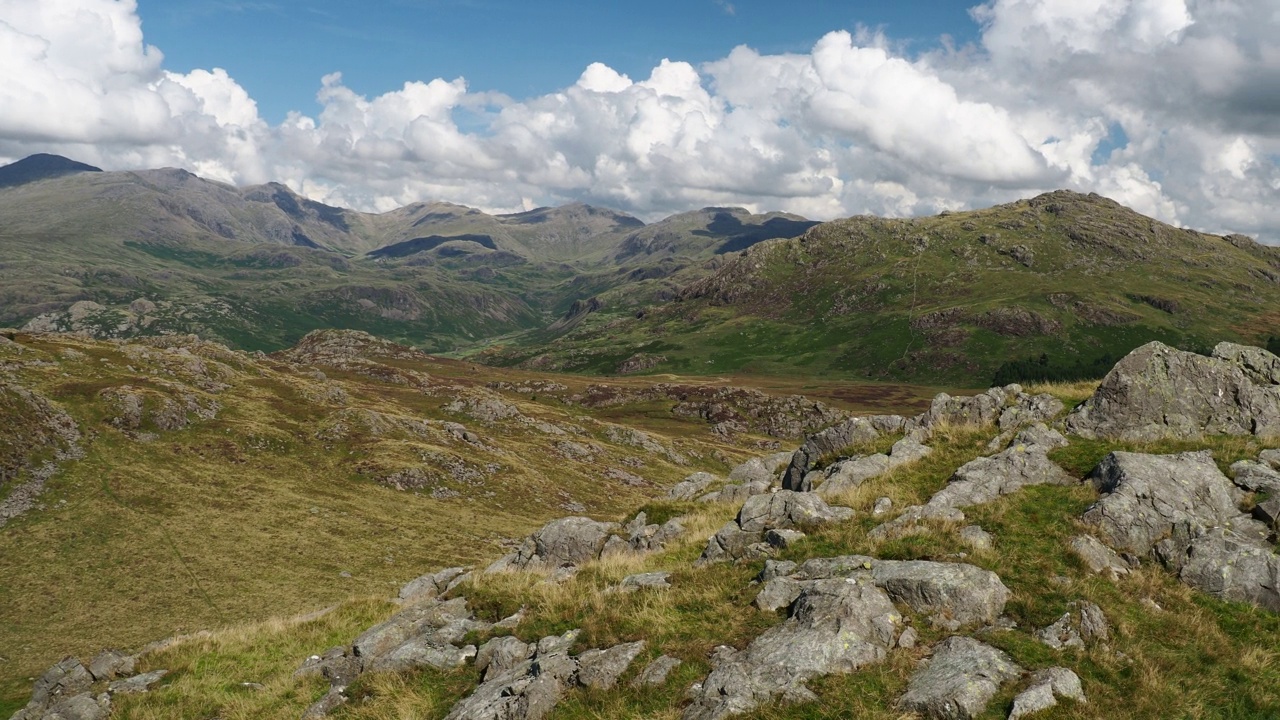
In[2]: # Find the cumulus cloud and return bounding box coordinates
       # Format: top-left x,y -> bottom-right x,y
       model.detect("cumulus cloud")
0,0 -> 1278,241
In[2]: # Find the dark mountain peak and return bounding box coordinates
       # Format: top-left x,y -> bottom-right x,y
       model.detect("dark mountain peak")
0,154 -> 102,189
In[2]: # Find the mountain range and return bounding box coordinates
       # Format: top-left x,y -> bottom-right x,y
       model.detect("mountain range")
2,154 -> 1279,386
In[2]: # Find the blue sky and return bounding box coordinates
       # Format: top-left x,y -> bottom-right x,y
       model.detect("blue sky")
2,0 -> 1278,241
142,0 -> 982,123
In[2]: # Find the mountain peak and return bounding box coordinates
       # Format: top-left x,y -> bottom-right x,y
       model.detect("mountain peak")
0,153 -> 102,189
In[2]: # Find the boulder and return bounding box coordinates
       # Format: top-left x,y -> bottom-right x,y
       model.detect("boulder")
617,572 -> 672,592
683,579 -> 901,720
87,650 -> 136,682
1035,601 -> 1108,650
1064,342 -> 1280,440
919,387 -> 1017,431
752,555 -> 1010,629
576,641 -> 645,689
488,516 -> 622,572
107,669 -> 168,695
927,443 -> 1073,510
444,630 -> 581,720
699,492 -> 852,564
631,655 -> 682,687
959,525 -> 994,551
873,497 -> 893,515
1172,529 -> 1280,612
727,452 -> 791,485
1008,667 -> 1086,719
1231,459 -> 1280,494
1083,451 -> 1248,556
898,636 -> 1023,720
475,636 -> 534,681
737,491 -> 854,533
782,417 -> 882,491
870,560 -> 1011,629
815,455 -> 889,497
23,658 -> 92,713
889,436 -> 934,465
668,472 -> 719,501
1262,449 -> 1280,470
868,504 -> 966,541
1069,535 -> 1130,579
399,566 -> 471,603
23,693 -> 110,720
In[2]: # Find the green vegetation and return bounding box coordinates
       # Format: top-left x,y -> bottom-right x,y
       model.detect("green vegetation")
71,403 -> 1280,720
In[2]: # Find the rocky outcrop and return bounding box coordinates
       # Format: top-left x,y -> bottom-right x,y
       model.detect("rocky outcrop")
444,631 -> 643,720
487,512 -> 685,574
399,566 -> 472,604
667,472 -> 718,501
782,415 -> 905,491
683,579 -> 901,720
727,452 -> 792,485
1069,535 -> 1131,579
898,636 -> 1023,720
753,555 -> 1011,630
1035,601 -> 1110,649
1008,667 -> 1087,719
1065,342 -> 1280,440
814,437 -> 934,498
869,427 -> 1070,540
698,492 -> 853,564
1082,450 -> 1280,612
0,381 -> 83,528
1083,451 -> 1252,557
10,653 -> 164,720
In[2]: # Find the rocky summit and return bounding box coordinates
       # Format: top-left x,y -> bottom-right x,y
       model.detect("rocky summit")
5,330 -> 1280,719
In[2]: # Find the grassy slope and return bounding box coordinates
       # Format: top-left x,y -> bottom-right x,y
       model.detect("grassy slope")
7,330 -> 892,713
94,380 -> 1280,719
478,191 -> 1280,385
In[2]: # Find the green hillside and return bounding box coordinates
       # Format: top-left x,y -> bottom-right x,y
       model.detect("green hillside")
478,191 -> 1280,385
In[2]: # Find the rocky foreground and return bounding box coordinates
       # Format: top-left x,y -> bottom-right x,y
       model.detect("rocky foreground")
13,340 -> 1280,720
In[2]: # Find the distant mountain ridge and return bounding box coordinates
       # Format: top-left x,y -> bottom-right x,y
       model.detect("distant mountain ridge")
0,154 -> 817,354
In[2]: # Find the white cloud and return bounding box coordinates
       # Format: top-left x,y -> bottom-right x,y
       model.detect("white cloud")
0,0 -> 1278,242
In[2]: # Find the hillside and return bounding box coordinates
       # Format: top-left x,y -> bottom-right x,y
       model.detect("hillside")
0,156 -> 816,354
478,191 -> 1280,384
0,328 -> 947,715
9,337 -> 1280,720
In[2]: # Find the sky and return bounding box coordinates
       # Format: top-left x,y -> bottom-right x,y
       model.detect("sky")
1,0 -> 1279,243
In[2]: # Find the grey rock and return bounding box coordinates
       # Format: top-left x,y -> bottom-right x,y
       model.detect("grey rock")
759,555 -> 1011,630
475,636 -> 534,681
1064,341 -> 1280,440
1035,602 -> 1108,649
1252,497 -> 1280,529
1262,449 -> 1280,470
1231,460 -> 1280,494
897,625 -> 920,649
1174,528 -> 1280,612
684,579 -> 900,720
889,436 -> 934,465
26,658 -> 92,711
1035,614 -> 1082,650
618,572 -> 672,592
959,525 -> 994,551
783,417 -> 882,491
399,566 -> 471,603
873,497 -> 893,515
871,561 -> 1011,629
302,688 -> 348,719
444,631 -> 581,720
87,650 -> 135,682
496,516 -> 622,571
365,638 -> 476,674
868,504 -> 966,541
631,655 -> 682,687
816,455 -> 890,497
352,597 -> 476,663
577,641 -> 645,689
759,559 -> 798,582
737,491 -> 853,533
1069,535 -> 1130,579
764,528 -> 805,549
1009,423 -> 1069,451
668,472 -> 719,501
107,669 -> 168,695
927,444 -> 1073,510
1079,601 -> 1109,643
699,521 -> 767,565
37,693 -> 110,720
728,452 -> 791,485
1009,667 -> 1086,719
898,636 -> 1022,720
754,577 -> 806,612
1083,451 -> 1248,556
